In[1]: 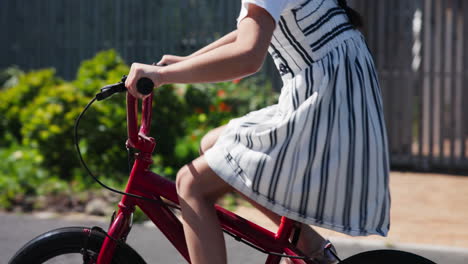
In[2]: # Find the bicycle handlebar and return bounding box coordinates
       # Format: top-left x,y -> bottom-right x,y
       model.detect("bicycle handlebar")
96,76 -> 154,101
136,78 -> 154,95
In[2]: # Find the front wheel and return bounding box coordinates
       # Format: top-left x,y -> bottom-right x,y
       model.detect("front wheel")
341,249 -> 437,264
9,226 -> 146,264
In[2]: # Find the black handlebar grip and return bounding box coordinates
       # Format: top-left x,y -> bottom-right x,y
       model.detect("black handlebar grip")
136,77 -> 154,95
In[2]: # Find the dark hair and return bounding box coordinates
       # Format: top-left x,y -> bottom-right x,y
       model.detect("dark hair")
338,0 -> 363,28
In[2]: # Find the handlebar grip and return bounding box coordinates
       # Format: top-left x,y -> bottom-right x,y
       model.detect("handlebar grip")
136,77 -> 154,95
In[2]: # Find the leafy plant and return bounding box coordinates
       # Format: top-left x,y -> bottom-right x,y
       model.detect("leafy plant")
0,49 -> 279,212
0,69 -> 62,146
19,83 -> 89,179
0,144 -> 50,209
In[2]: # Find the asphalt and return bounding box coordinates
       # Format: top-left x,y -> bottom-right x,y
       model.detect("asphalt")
1,212 -> 467,263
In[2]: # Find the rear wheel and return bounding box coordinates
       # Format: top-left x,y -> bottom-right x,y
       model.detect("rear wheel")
341,249 -> 436,264
9,226 -> 146,264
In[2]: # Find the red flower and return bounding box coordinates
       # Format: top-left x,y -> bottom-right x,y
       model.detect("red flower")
217,89 -> 226,98
232,78 -> 242,84
219,102 -> 232,112
209,105 -> 216,112
194,107 -> 204,114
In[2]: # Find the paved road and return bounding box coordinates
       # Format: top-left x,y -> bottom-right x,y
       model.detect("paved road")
2,212 -> 466,263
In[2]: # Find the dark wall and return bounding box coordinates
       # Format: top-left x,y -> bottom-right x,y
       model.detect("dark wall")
0,0 -> 243,79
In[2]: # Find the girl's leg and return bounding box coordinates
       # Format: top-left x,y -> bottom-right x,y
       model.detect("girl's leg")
176,156 -> 233,264
198,124 -> 228,156
198,125 -> 328,259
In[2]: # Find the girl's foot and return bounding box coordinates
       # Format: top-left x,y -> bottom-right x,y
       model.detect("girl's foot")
280,240 -> 338,264
310,240 -> 338,264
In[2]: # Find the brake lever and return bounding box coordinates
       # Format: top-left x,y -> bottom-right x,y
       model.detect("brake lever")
95,83 -> 126,101
96,75 -> 153,101
95,75 -> 128,101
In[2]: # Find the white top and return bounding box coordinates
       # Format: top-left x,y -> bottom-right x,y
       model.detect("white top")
237,0 -> 306,24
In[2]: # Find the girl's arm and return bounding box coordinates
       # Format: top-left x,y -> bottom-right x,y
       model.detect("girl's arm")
126,5 -> 275,98
158,30 -> 238,65
188,30 -> 238,58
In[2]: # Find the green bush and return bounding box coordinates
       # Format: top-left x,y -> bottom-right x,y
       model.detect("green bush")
20,83 -> 90,179
9,50 -> 132,180
72,50 -> 130,180
0,144 -> 62,209
0,69 -> 62,146
74,49 -> 130,97
0,49 -> 279,210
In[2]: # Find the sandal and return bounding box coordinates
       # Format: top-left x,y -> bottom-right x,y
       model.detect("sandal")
280,240 -> 339,264
310,240 -> 339,264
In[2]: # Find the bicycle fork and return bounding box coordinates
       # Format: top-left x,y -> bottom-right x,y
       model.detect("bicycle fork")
94,146 -> 151,264
96,202 -> 135,264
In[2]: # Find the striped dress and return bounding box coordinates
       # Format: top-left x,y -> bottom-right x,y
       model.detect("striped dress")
204,0 -> 391,237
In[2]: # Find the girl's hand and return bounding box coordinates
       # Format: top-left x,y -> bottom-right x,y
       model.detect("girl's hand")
125,63 -> 163,99
157,55 -> 187,66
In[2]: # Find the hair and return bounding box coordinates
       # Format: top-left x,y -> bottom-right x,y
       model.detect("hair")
337,0 -> 363,28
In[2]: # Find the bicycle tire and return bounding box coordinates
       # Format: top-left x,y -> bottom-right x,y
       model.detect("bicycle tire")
9,226 -> 146,264
341,249 -> 437,264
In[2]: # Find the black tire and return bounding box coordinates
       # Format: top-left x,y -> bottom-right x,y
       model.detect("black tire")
9,226 -> 146,264
341,249 -> 437,264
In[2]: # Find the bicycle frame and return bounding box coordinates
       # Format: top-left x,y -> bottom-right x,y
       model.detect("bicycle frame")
94,93 -> 313,264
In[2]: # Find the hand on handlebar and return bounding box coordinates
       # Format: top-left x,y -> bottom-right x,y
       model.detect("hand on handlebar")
125,63 -> 162,99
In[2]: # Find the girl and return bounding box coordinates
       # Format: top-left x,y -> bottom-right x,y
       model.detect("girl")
125,0 -> 391,263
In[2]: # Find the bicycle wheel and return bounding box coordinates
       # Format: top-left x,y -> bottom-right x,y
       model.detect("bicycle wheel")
341,249 -> 437,264
9,226 -> 146,264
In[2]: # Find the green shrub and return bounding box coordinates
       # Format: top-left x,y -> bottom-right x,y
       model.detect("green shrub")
16,50 -> 131,180
74,49 -> 130,97
19,83 -> 89,179
0,144 -> 48,209
0,69 -> 62,146
0,49 -> 280,210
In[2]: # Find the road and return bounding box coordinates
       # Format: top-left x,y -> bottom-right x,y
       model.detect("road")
1,212 -> 466,263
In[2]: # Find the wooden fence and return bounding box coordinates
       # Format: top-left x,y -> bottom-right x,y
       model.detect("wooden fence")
1,0 -> 468,172
351,0 -> 468,172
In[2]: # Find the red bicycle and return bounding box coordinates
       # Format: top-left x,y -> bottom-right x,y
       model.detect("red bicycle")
9,77 -> 436,264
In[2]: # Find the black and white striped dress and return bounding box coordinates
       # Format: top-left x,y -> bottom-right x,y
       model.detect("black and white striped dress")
205,0 -> 391,237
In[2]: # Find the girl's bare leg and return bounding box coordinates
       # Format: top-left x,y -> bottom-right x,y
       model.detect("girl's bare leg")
176,156 -> 233,264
